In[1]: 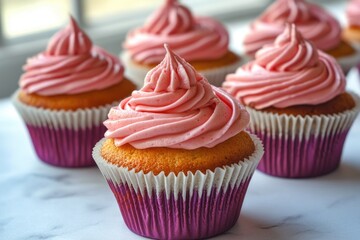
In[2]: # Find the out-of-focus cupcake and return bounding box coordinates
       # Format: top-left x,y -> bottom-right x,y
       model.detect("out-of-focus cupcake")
343,0 -> 360,49
12,16 -> 136,168
93,44 -> 263,239
122,0 -> 241,87
223,24 -> 360,178
243,0 -> 360,74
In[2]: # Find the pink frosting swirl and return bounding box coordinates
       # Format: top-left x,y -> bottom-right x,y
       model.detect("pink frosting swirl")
223,24 -> 345,109
123,0 -> 229,64
347,0 -> 360,27
243,0 -> 341,56
20,16 -> 124,96
105,44 -> 249,149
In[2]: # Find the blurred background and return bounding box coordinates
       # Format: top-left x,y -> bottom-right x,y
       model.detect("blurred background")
0,0 -> 345,98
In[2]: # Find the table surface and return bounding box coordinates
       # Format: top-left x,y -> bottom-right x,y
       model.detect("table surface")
2,4 -> 360,239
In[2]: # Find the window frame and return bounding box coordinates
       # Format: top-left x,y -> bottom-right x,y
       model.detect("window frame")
0,0 -> 275,48
0,0 -> 343,49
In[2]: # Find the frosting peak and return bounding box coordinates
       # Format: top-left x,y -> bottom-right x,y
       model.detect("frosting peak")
127,44 -> 214,113
124,0 -> 229,64
142,0 -> 194,35
243,0 -> 341,55
47,16 -> 92,56
224,24 -> 345,109
20,16 -> 124,96
255,24 -> 319,71
143,44 -> 200,92
105,45 -> 249,149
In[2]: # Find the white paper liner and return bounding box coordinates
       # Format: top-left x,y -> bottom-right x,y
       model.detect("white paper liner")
246,92 -> 360,140
197,58 -> 242,87
12,90 -> 116,130
120,51 -> 242,88
336,51 -> 360,74
240,54 -> 253,65
120,52 -> 148,88
93,133 -> 263,200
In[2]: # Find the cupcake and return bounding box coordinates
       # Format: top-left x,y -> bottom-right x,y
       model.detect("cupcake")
223,24 -> 360,178
243,0 -> 360,74
343,0 -> 360,49
12,16 -> 136,168
93,44 -> 263,239
121,0 -> 241,88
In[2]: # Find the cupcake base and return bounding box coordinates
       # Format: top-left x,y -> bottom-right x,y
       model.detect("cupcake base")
27,124 -> 106,167
13,91 -> 114,168
256,130 -> 348,178
247,92 -> 360,178
93,133 -> 263,239
108,179 -> 250,239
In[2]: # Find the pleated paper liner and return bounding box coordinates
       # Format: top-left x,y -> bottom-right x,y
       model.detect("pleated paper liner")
246,92 -> 360,178
12,91 -> 115,168
120,51 -> 242,88
337,51 -> 360,75
93,133 -> 264,239
347,40 -> 360,52
198,59 -> 242,87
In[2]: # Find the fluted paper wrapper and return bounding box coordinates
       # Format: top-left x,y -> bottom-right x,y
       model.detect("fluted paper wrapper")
93,134 -> 263,239
12,91 -> 114,168
198,59 -> 242,87
247,92 -> 360,178
337,51 -> 360,75
346,40 -> 360,52
121,52 -> 242,88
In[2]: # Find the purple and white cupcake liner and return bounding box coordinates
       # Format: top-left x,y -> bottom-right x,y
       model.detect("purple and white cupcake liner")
12,91 -> 114,168
246,92 -> 360,178
121,51 -> 242,88
92,133 -> 263,239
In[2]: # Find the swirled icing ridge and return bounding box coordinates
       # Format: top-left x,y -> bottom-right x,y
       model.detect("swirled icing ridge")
243,0 -> 341,55
255,24 -> 319,71
224,24 -> 345,109
20,16 -> 124,96
124,0 -> 229,64
105,44 -> 249,149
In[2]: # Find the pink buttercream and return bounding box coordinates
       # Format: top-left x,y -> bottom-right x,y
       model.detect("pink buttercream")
20,16 -> 124,96
347,0 -> 360,27
104,44 -> 249,149
123,0 -> 229,64
243,0 -> 341,56
223,24 -> 345,109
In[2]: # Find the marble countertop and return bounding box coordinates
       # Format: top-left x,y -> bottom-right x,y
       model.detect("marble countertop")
1,68 -> 359,240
